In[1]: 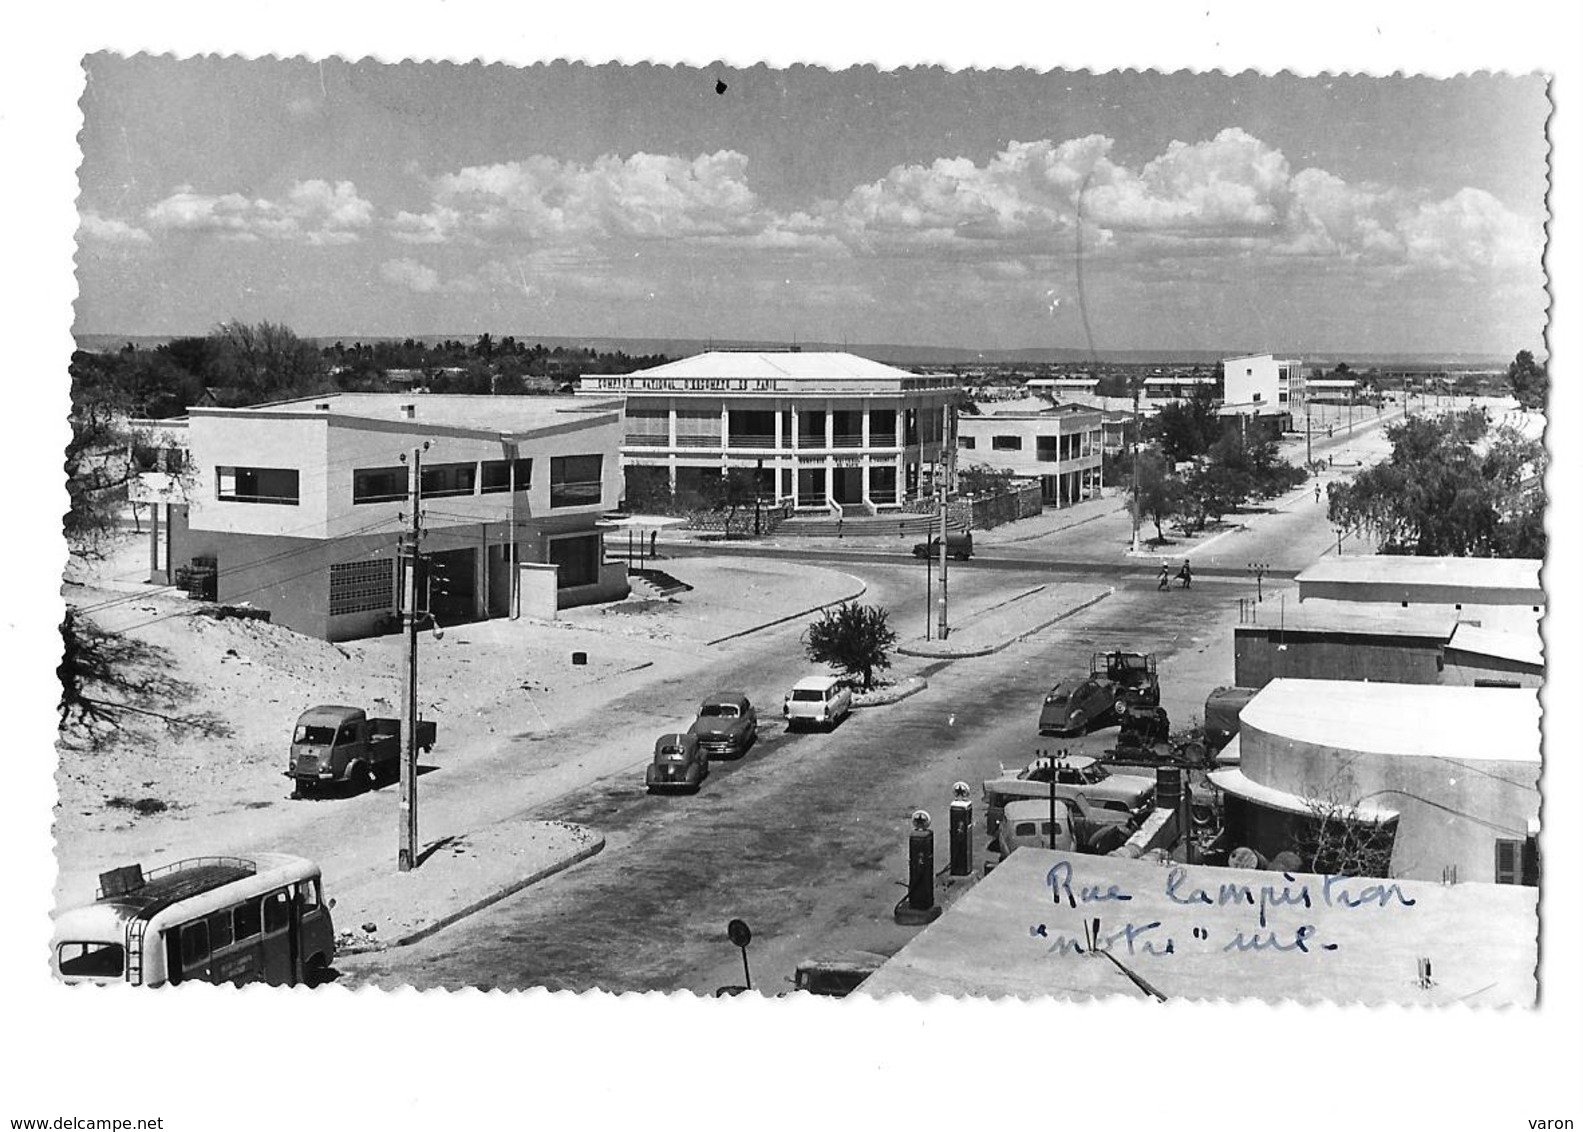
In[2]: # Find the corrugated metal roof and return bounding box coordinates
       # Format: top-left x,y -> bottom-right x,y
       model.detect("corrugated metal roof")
1240,678 -> 1540,762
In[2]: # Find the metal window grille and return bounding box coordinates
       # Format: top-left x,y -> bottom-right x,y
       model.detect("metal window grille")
329,559 -> 395,616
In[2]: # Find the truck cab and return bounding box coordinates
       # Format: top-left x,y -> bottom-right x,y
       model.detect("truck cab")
287,706 -> 435,795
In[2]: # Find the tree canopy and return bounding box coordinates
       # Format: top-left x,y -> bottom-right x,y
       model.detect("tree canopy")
805,602 -> 898,691
1327,409 -> 1545,557
1507,349 -> 1548,411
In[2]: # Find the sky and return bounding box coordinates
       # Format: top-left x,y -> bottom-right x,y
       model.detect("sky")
75,58 -> 1550,356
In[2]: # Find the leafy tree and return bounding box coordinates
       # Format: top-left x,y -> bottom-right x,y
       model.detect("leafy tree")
805,602 -> 898,691
1148,384 -> 1220,463
1327,409 -> 1545,557
1128,450 -> 1184,543
1209,431 -> 1306,500
1507,349 -> 1548,411
1178,460 -> 1248,534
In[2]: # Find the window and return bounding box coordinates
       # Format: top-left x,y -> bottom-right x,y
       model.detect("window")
207,910 -> 234,951
352,466 -> 406,504
180,920 -> 210,967
728,409 -> 777,448
992,435 -> 1023,451
869,409 -> 898,445
263,889 -> 292,933
329,559 -> 395,617
216,466 -> 299,505
480,458 -> 533,494
297,878 -> 322,913
57,942 -> 124,978
549,454 -> 604,508
674,410 -> 722,448
1036,437 -> 1058,461
960,436 -> 976,449
420,461 -> 477,498
624,410 -> 669,447
547,534 -> 600,588
1494,839 -> 1523,885
233,898 -> 262,940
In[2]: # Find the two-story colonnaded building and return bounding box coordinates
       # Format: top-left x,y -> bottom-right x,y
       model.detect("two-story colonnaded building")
128,393 -> 629,641
577,350 -> 960,514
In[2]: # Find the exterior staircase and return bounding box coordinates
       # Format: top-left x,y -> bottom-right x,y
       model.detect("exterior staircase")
627,567 -> 693,599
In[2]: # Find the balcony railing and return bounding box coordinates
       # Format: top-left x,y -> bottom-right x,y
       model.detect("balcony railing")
674,435 -> 722,448
832,434 -> 865,448
625,434 -> 668,447
727,433 -> 776,449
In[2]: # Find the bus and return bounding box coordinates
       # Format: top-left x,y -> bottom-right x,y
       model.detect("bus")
51,853 -> 336,987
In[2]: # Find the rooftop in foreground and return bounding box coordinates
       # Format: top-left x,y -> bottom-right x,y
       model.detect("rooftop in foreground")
1240,678 -> 1540,762
856,848 -> 1536,1006
191,392 -> 620,434
582,350 -> 948,389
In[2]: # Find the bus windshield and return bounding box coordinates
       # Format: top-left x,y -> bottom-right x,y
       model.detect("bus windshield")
57,941 -> 125,979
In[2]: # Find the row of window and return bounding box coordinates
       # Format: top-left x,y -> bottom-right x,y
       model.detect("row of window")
216,455 -> 603,508
625,408 -> 922,448
960,434 -> 1099,458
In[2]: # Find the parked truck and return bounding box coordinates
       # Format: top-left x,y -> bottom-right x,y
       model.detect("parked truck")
286,705 -> 437,796
1204,686 -> 1258,755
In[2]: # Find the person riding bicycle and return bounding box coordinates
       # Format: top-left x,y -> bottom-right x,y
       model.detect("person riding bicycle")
1177,560 -> 1193,590
1157,563 -> 1171,592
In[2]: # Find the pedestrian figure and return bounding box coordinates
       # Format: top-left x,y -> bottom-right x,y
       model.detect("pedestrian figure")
649,530 -> 658,558
1157,564 -> 1171,592
1177,560 -> 1193,590
1314,483 -> 1322,503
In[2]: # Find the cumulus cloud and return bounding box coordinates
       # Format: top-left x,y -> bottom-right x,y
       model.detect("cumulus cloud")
78,209 -> 151,245
145,179 -> 375,244
380,258 -> 442,293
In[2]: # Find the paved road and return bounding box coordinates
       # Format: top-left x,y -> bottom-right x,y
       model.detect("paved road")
339,571 -> 1253,994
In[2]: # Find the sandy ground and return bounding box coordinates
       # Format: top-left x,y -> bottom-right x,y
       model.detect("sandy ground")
55,537 -> 862,903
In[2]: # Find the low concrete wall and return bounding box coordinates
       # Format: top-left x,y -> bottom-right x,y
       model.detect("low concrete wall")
518,563 -> 559,620
557,560 -> 630,611
1111,806 -> 1179,859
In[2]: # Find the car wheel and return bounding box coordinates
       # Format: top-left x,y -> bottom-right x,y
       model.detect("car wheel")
349,762 -> 374,794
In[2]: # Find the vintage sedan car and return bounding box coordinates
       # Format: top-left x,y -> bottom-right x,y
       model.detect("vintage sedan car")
1037,677 -> 1121,736
645,732 -> 709,793
783,675 -> 853,732
687,692 -> 758,758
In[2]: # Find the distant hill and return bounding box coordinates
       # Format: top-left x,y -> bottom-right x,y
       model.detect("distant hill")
70,331 -> 1519,371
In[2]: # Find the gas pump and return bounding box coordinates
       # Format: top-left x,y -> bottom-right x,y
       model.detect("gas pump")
895,810 -> 943,925
948,782 -> 973,878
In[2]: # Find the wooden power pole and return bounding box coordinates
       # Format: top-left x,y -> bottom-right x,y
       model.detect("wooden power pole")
937,401 -> 954,640
398,444 -> 426,872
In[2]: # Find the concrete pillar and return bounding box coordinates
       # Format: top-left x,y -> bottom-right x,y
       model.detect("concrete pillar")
148,503 -> 161,583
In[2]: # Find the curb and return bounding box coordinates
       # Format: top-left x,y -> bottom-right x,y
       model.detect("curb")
852,676 -> 930,710
704,575 -> 868,647
388,833 -> 607,948
897,587 -> 1115,659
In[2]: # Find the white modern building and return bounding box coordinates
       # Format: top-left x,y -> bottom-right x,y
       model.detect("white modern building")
1221,353 -> 1305,418
956,404 -> 1104,506
579,350 -> 959,513
129,393 -> 629,640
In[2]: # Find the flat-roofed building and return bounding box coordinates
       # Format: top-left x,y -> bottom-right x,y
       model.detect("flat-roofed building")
1306,377 -> 1360,404
1233,600 -> 1459,687
854,847 -> 1536,1005
1295,555 -> 1544,631
578,350 -> 958,514
1142,373 -> 1220,402
1209,679 -> 1540,886
129,393 -> 628,640
956,403 -> 1104,506
1024,376 -> 1099,398
1441,623 -> 1544,688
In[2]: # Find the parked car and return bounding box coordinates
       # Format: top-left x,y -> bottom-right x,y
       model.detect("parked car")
645,732 -> 709,793
783,675 -> 853,731
790,950 -> 890,997
981,755 -> 1156,844
911,531 -> 974,560
987,799 -> 1079,870
286,705 -> 437,796
1038,677 -> 1122,736
687,692 -> 758,758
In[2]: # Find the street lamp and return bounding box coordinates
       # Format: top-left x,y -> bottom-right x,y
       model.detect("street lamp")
1247,561 -> 1270,603
754,457 -> 764,537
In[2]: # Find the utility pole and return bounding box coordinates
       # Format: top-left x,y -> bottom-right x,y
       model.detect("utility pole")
937,402 -> 953,640
1129,378 -> 1142,556
398,443 -> 427,872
